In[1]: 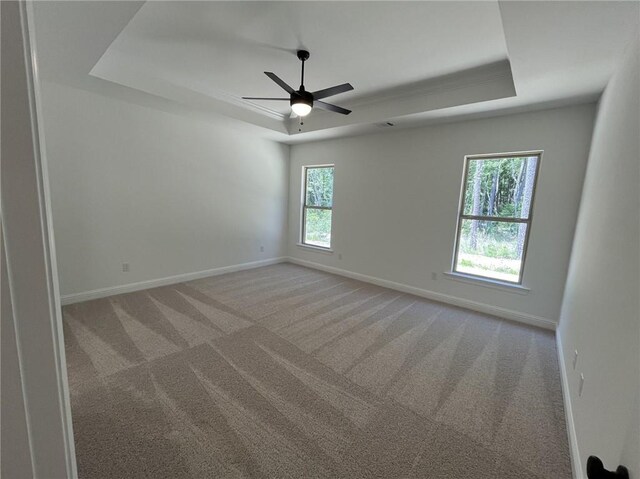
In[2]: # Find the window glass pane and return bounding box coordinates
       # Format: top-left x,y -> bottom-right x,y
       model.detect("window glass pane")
463,156 -> 538,219
305,167 -> 334,207
304,208 -> 332,248
455,219 -> 527,283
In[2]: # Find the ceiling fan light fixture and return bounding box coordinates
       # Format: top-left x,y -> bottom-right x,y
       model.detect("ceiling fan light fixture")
242,50 -> 353,117
291,100 -> 312,117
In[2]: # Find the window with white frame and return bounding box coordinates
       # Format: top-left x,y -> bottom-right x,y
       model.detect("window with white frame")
452,152 -> 541,284
301,165 -> 334,249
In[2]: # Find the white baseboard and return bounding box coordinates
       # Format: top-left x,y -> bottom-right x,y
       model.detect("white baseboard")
286,257 -> 557,331
59,257 -> 287,305
60,255 -> 557,331
556,333 -> 584,479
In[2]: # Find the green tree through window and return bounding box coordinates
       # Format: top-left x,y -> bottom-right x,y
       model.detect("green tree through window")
454,153 -> 540,284
302,166 -> 334,248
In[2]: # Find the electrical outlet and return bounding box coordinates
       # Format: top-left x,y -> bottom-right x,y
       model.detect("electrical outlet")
431,272 -> 438,281
573,350 -> 578,370
260,245 -> 264,252
579,373 -> 585,397
338,253 -> 343,260
122,262 -> 130,273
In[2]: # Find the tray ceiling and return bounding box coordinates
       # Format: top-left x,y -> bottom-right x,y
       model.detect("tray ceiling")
32,1 -> 639,143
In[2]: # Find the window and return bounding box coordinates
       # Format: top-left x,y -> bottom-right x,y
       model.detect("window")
452,152 -> 541,284
301,165 -> 334,249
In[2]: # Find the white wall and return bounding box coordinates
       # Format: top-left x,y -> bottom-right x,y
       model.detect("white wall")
289,104 -> 596,325
39,81 -> 290,298
558,38 -> 639,478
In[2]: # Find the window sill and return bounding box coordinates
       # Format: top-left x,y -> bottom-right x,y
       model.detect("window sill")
296,243 -> 334,254
443,272 -> 530,295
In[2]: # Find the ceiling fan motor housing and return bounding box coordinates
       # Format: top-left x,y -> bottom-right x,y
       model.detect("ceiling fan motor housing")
242,48 -> 353,116
291,88 -> 314,109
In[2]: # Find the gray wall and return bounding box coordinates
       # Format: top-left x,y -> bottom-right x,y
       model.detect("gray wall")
558,39 -> 639,478
289,104 -> 596,325
1,223 -> 33,479
39,81 -> 290,298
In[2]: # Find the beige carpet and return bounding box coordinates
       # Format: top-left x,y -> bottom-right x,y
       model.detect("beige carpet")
63,263 -> 571,478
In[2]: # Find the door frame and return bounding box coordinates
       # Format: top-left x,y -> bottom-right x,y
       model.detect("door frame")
1,1 -> 77,476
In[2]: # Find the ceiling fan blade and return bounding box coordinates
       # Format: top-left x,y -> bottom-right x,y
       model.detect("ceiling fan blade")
314,100 -> 352,115
264,72 -> 294,94
312,83 -> 354,100
242,97 -> 290,100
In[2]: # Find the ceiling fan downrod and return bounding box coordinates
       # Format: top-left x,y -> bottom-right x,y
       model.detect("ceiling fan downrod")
297,49 -> 310,89
241,49 -> 353,117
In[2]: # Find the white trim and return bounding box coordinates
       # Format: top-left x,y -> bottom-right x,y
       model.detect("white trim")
300,164 -> 335,250
286,257 -> 556,330
60,257 -> 287,305
2,2 -> 77,476
465,149 -> 545,160
556,333 -> 584,479
443,271 -> 530,294
24,0 -> 78,472
451,151 -> 543,287
296,243 -> 334,254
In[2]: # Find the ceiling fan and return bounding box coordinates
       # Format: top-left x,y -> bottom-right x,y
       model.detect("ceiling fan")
242,50 -> 353,116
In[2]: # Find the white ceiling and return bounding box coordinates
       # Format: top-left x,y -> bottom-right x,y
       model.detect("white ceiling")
95,2 -> 508,109
32,1 -> 639,144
